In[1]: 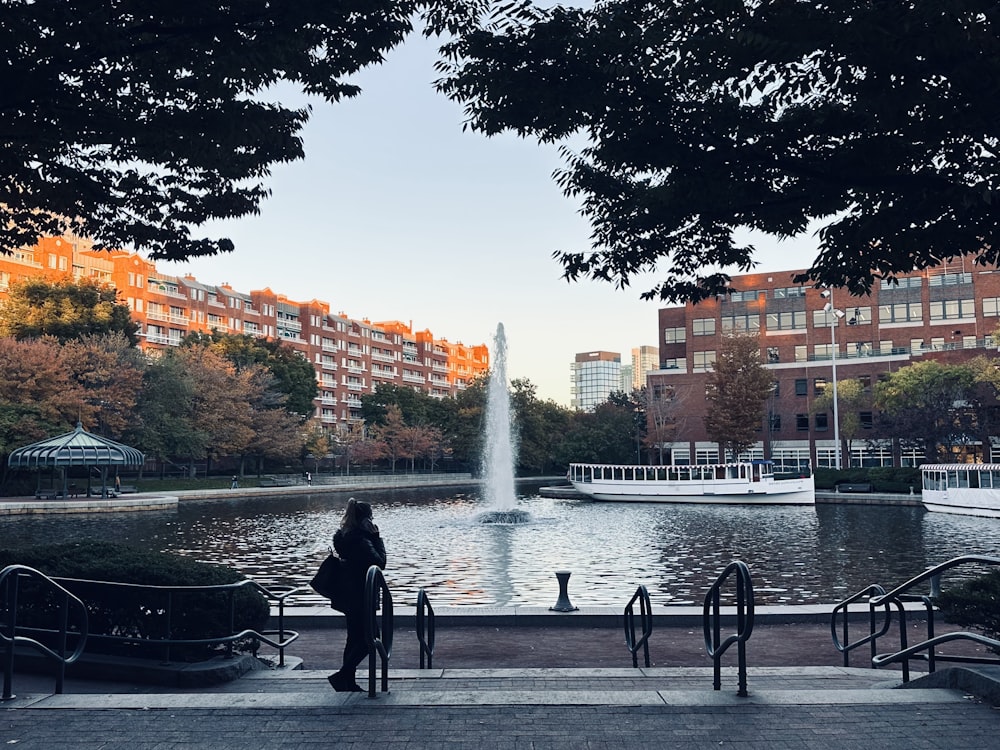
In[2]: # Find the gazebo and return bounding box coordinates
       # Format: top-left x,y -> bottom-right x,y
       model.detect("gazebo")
7,423 -> 145,498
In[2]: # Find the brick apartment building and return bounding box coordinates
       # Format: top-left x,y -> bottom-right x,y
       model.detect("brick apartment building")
649,259 -> 1000,469
0,235 -> 489,431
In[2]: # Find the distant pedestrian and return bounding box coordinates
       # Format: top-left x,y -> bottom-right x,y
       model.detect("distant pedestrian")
231,475 -> 239,489
306,471 -> 312,486
114,475 -> 121,493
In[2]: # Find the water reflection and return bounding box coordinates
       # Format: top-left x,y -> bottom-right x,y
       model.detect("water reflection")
3,485 -> 1000,607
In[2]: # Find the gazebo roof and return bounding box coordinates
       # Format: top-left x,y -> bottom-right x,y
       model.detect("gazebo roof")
7,423 -> 145,468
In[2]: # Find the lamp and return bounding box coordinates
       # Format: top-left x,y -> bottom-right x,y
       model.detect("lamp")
823,301 -> 844,469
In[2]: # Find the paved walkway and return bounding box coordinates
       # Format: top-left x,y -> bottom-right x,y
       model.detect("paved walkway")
4,663 -> 999,749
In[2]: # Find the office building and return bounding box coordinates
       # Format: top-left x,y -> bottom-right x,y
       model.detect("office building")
648,260 -> 1000,468
570,351 -> 621,411
631,345 -> 659,390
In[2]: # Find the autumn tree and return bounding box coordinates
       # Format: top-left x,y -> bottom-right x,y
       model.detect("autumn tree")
184,332 -> 317,419
437,1 -> 1000,302
1,1 -> 419,261
0,278 -> 138,344
874,360 -> 979,462
60,333 -> 146,440
703,334 -> 774,460
0,338 -> 85,454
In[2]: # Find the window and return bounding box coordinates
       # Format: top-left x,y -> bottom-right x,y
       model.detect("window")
814,343 -> 834,359
796,414 -> 809,431
815,413 -> 829,431
772,381 -> 780,398
984,297 -> 1000,317
693,351 -> 716,370
728,289 -> 764,302
795,379 -> 807,396
692,318 -> 716,336
661,357 -> 682,369
910,338 -> 924,353
879,303 -> 923,323
766,346 -> 780,363
814,377 -> 828,395
928,272 -> 972,286
768,413 -> 781,431
845,307 -> 871,326
860,411 -> 874,429
858,375 -> 872,390
722,314 -> 761,333
773,286 -> 806,298
930,337 -> 945,350
664,326 -> 686,344
812,309 -> 842,328
929,299 -> 975,320
794,345 -> 808,362
879,340 -> 893,355
766,311 -> 806,330
880,276 -> 923,289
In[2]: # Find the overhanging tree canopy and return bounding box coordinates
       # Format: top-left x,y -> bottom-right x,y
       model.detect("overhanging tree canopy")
436,0 -> 1000,302
0,0 -> 418,260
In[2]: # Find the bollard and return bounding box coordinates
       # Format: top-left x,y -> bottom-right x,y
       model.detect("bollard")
550,570 -> 578,612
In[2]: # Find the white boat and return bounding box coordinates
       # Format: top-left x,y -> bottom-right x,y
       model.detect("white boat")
920,464 -> 1000,518
567,461 -> 815,505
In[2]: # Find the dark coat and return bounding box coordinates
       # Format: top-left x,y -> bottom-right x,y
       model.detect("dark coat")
333,523 -> 386,611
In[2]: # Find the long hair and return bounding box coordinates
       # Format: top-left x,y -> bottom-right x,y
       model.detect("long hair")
340,497 -> 373,530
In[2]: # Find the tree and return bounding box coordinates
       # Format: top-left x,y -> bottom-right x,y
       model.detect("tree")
0,338 -> 85,454
60,333 -> 146,440
183,332 -> 317,419
874,360 -> 979,462
0,278 -> 138,344
810,378 -> 874,468
703,334 -> 773,460
1,1 -> 418,260
644,381 -> 692,464
437,1 -> 1000,303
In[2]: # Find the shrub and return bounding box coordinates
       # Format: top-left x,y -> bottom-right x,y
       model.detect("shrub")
0,541 -> 269,661
935,570 -> 1000,655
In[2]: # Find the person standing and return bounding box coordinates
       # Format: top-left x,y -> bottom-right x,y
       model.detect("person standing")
231,475 -> 239,489
328,498 -> 386,692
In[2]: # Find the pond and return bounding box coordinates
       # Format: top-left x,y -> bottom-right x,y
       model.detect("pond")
3,484 -> 999,607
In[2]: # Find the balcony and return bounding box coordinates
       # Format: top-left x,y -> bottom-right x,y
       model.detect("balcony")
277,319 -> 302,333
321,361 -> 337,371
372,352 -> 395,363
147,311 -> 190,326
403,373 -> 424,384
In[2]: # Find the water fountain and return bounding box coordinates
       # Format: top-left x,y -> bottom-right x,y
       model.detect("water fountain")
478,323 -> 531,524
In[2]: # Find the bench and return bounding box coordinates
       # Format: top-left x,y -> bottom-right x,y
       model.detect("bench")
117,485 -> 138,494
836,482 -> 873,493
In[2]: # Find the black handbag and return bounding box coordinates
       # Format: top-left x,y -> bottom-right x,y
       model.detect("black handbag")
310,554 -> 348,612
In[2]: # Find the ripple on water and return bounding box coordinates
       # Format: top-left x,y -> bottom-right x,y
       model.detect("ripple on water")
4,486 -> 1000,607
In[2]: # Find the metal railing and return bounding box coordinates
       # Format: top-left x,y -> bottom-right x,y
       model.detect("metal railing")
1,565 -> 89,701
624,585 -> 653,668
3,571 -> 299,690
831,584 -> 893,667
703,560 -> 755,697
364,565 -> 393,697
867,555 -> 1000,682
416,588 -> 435,669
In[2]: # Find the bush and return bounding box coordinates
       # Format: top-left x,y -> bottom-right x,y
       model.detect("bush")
935,570 -> 1000,654
0,541 -> 269,661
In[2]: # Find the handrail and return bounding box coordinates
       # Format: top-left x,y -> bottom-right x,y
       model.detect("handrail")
870,555 -> 1000,606
703,560 -> 754,697
873,631 -> 1000,669
624,585 -> 653,668
364,565 -> 393,698
830,584 -> 891,667
866,555 -> 1000,682
12,575 -> 299,668
416,588 -> 435,669
1,565 -> 89,701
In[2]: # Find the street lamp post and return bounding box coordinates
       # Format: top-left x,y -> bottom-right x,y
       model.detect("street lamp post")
822,295 -> 846,470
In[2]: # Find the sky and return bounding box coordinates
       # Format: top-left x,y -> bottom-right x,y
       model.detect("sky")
164,30 -> 818,406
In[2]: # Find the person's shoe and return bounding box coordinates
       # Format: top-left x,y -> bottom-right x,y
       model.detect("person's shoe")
328,672 -> 363,692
